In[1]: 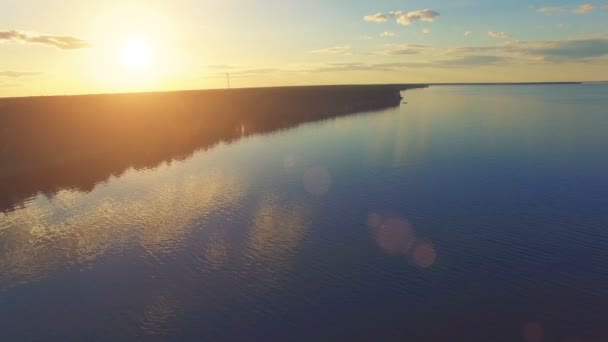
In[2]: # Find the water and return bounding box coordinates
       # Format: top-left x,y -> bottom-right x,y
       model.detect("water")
1,85 -> 608,341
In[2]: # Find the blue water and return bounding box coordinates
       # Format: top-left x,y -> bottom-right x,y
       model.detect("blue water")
1,85 -> 608,341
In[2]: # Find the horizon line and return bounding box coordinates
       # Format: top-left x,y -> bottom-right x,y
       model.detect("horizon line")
1,81 -> 607,100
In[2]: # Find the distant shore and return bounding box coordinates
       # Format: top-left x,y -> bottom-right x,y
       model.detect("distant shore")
428,82 -> 584,86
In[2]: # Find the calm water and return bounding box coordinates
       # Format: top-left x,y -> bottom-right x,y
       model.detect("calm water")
1,85 -> 608,341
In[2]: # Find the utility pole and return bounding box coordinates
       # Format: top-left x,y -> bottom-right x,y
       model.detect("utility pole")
226,73 -> 230,89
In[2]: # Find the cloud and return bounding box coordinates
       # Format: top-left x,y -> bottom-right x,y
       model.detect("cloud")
229,68 -> 282,76
0,30 -> 89,49
306,61 -> 428,72
537,3 -> 603,14
374,44 -> 429,56
393,9 -> 440,26
206,64 -> 239,70
205,65 -> 284,77
363,9 -> 440,26
210,37 -> 608,78
448,37 -> 608,62
537,6 -> 565,14
309,45 -> 352,54
573,4 -> 594,13
380,31 -> 395,37
364,13 -> 389,22
304,58 -> 509,72
435,55 -> 510,66
422,28 -> 431,34
488,31 -> 512,39
0,71 -> 41,77
311,62 -> 393,72
514,37 -> 608,61
373,36 -> 608,65
206,65 -> 286,78
381,48 -> 420,55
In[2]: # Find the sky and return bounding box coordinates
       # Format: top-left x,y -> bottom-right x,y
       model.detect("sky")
1,0 -> 608,97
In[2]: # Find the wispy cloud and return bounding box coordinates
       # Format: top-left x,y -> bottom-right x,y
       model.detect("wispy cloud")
309,45 -> 352,54
422,28 -> 432,34
306,61 -> 428,72
0,71 -> 41,77
206,37 -> 608,77
435,55 -> 510,66
205,65 -> 285,78
374,36 -> 608,64
464,31 -> 473,37
364,9 -> 440,26
573,4 -> 594,13
364,13 -> 389,22
229,68 -> 282,76
536,3 -> 600,14
0,30 -> 89,49
380,31 -> 395,38
448,37 -> 608,62
374,44 -> 429,56
513,37 -> 608,61
206,64 -> 240,70
488,31 -> 512,39
379,48 -> 421,56
537,6 -> 565,14
303,58 -> 508,72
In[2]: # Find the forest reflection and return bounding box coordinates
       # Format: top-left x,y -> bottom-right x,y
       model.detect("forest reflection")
0,86 -> 406,213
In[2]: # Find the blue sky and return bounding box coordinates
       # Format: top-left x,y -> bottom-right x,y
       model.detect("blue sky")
1,0 -> 608,96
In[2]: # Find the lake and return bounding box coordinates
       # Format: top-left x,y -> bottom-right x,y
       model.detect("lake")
1,84 -> 608,341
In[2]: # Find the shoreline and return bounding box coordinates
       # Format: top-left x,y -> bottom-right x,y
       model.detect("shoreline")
0,84 -> 426,212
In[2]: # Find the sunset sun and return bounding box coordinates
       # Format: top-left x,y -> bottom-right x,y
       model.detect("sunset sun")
119,36 -> 153,70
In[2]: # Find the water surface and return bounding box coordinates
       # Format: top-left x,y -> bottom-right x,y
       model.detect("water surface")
1,85 -> 608,341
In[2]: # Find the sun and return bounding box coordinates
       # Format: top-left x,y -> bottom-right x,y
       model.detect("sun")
119,36 -> 154,70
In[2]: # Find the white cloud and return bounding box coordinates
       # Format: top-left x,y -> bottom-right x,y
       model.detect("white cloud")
393,9 -> 440,26
309,45 -> 352,54
464,31 -> 473,37
363,9 -> 440,26
488,31 -> 512,39
573,4 -> 594,13
364,13 -> 389,22
422,28 -> 431,34
380,31 -> 395,38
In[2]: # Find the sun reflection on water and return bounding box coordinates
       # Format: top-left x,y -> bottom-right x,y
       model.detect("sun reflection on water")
0,166 -> 248,289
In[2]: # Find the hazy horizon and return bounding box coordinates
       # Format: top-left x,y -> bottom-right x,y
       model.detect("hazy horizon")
1,81 -> 605,99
